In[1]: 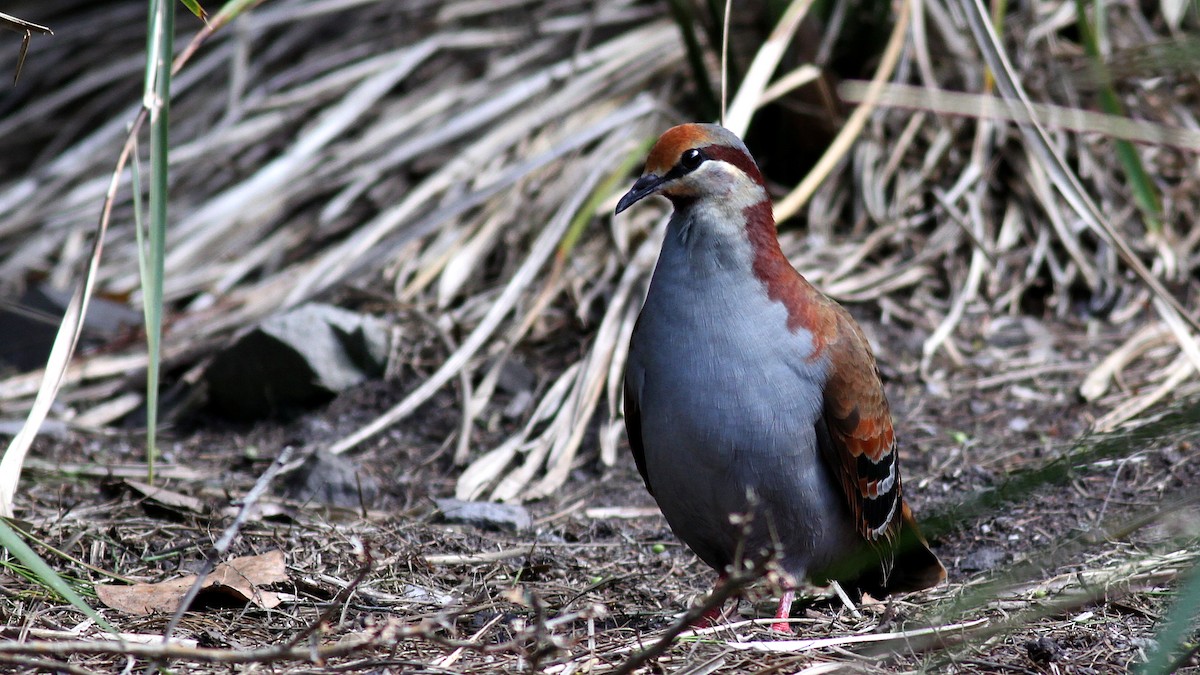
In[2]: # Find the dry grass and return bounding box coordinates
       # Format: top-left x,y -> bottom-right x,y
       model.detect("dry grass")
1,0 -> 1199,672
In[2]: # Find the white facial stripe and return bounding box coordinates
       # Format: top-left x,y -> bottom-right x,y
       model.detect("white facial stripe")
686,161 -> 764,209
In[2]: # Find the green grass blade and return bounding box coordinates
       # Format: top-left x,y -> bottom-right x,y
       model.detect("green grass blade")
1139,561 -> 1200,674
132,148 -> 148,302
178,0 -> 207,20
141,0 -> 175,484
559,137 -> 656,258
0,517 -> 117,633
1074,0 -> 1162,230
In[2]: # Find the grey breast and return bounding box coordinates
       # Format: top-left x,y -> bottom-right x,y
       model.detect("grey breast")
629,227 -> 852,575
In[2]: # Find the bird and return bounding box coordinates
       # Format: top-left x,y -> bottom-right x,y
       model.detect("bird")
616,123 -> 945,631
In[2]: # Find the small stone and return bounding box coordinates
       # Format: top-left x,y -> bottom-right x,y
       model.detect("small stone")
495,358 -> 535,395
400,583 -> 454,605
204,303 -> 391,420
433,498 -> 532,532
1025,636 -> 1062,664
282,448 -> 378,509
503,389 -> 534,419
959,546 -> 1006,572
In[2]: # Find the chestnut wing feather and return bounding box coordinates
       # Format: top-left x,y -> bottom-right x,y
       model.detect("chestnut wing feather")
818,310 -> 902,544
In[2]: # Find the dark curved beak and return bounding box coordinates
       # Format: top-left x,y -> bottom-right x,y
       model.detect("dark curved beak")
615,173 -> 666,214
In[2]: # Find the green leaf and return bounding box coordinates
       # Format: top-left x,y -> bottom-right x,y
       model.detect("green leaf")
178,0 -> 207,20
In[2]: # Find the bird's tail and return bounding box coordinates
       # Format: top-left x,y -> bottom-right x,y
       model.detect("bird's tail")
849,501 -> 946,598
881,501 -> 946,594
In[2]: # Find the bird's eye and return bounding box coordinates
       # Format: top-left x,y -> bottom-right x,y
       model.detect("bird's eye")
680,148 -> 705,171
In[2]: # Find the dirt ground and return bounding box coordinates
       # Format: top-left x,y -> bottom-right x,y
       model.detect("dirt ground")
4,301 -> 1199,674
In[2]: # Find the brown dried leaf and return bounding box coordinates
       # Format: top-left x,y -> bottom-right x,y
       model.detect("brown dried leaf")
95,550 -> 287,615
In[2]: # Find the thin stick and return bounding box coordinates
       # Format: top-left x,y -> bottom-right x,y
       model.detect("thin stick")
720,0 -> 731,125
157,445 -> 296,650
611,567 -> 758,675
284,540 -> 372,648
831,580 -> 861,618
0,13 -> 52,34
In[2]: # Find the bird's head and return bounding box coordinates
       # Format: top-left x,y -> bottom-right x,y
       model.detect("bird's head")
615,123 -> 766,214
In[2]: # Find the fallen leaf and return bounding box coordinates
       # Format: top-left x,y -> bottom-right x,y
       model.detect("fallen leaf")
96,550 -> 287,615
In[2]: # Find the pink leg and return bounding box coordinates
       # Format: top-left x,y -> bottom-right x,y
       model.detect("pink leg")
770,589 -> 795,633
689,574 -> 730,628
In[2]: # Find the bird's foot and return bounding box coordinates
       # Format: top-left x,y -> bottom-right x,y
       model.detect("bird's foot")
690,603 -> 728,629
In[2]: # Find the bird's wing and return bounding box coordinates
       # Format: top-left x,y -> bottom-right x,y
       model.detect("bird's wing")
623,366 -> 653,495
817,308 -> 903,545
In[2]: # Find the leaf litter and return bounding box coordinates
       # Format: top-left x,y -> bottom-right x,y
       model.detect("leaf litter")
94,550 -> 288,615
